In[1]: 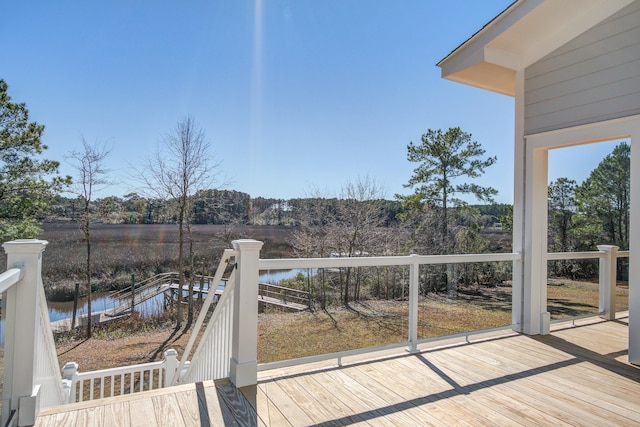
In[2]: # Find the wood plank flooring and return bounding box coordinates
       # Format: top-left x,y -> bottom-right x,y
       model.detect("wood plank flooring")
36,316 -> 640,426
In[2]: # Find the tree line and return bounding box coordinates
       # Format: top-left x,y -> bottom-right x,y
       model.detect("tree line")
1,77 -> 630,331
547,142 -> 630,279
47,190 -> 412,227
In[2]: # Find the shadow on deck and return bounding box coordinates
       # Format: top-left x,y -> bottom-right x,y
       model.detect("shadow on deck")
36,314 -> 639,426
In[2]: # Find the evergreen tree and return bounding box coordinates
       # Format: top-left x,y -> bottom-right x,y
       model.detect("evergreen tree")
399,127 -> 497,253
398,127 -> 497,297
548,178 -> 577,252
0,79 -> 70,241
574,142 -> 630,250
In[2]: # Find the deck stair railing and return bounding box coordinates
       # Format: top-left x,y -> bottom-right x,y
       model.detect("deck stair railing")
61,349 -> 187,403
56,248 -> 236,405
1,240 -> 66,427
174,248 -> 239,384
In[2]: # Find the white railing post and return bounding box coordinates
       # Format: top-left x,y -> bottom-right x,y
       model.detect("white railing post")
230,239 -> 263,388
61,362 -> 79,404
406,255 -> 419,353
1,239 -> 48,426
597,245 -> 619,321
163,349 -> 179,387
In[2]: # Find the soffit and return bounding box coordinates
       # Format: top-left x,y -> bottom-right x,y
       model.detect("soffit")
437,0 -> 637,96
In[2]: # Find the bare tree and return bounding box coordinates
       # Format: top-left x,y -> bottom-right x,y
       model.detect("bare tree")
334,177 -> 388,305
136,116 -> 220,328
66,138 -> 111,337
290,189 -> 337,309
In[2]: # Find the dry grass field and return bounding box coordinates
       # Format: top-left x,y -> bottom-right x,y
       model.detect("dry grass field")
55,278 -> 628,372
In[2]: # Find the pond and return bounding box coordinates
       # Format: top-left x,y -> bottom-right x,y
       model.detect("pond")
1,268 -> 313,345
44,268 -> 312,322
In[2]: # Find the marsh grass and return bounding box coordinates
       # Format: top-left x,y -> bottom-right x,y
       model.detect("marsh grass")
4,222 -> 294,300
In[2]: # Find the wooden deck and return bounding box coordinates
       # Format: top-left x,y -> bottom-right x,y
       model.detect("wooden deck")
36,315 -> 640,426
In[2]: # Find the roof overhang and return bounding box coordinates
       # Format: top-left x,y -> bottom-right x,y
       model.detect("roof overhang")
437,0 -> 637,96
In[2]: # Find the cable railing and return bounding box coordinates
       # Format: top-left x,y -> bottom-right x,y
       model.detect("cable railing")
0,238 -> 629,420
257,251 -> 521,370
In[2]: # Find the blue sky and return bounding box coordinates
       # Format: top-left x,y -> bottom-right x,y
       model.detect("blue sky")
2,1 -> 623,203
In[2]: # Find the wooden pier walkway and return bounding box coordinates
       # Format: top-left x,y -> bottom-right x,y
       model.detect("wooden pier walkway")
50,279 -> 309,332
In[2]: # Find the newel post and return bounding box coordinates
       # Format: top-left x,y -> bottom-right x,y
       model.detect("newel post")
61,362 -> 78,404
230,239 -> 263,388
163,349 -> 179,387
597,245 -> 619,320
1,239 -> 48,426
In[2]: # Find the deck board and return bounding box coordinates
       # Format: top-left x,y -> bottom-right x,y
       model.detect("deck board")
257,380 -> 315,426
128,397 -> 157,427
36,315 -> 640,426
152,393 -> 185,427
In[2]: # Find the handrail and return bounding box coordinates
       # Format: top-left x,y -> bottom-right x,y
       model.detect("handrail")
259,282 -> 309,296
258,249 -> 627,269
180,268 -> 237,383
110,272 -> 177,299
107,284 -> 171,317
173,249 -> 238,385
259,252 -> 521,270
0,266 -> 23,293
35,283 -> 67,407
547,248 -> 630,261
258,282 -> 310,306
546,250 -> 606,260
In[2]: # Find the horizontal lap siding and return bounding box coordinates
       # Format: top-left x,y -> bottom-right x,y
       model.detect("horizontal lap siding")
524,1 -> 640,135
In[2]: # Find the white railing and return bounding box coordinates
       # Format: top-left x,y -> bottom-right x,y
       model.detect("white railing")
0,238 -> 628,421
1,240 -> 66,427
57,248 -> 238,404
179,274 -> 235,383
255,246 -> 627,373
259,251 -> 522,356
34,283 -> 66,408
177,249 -> 238,384
547,245 -> 627,321
0,267 -> 23,293
62,349 -> 184,403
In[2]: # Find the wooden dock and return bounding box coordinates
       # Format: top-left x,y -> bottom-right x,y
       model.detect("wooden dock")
37,314 -> 640,426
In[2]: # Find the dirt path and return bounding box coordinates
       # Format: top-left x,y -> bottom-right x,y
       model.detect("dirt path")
55,326 -> 192,372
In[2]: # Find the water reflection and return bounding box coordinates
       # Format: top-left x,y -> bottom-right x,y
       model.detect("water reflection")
0,269 -> 308,345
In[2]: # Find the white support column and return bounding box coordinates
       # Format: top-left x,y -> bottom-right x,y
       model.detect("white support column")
1,239 -> 48,426
512,69 -> 526,332
406,255 -> 419,353
522,142 -> 550,335
630,133 -> 640,364
597,245 -> 619,321
230,239 -> 263,388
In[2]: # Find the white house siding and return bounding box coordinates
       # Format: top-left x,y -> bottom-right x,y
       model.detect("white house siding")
524,0 -> 640,135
